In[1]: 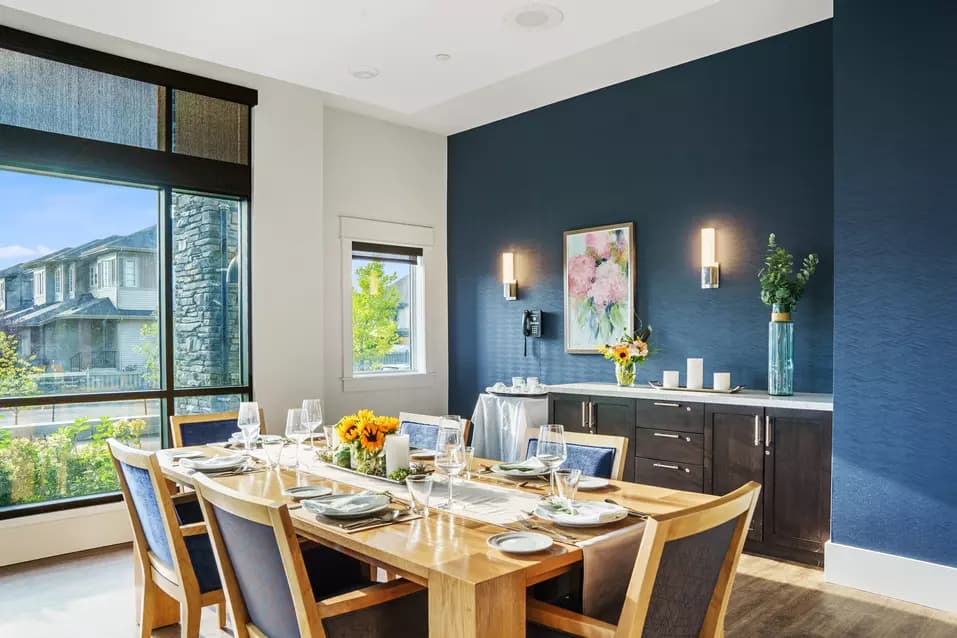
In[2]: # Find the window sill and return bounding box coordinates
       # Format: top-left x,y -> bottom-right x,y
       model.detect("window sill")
342,372 -> 435,393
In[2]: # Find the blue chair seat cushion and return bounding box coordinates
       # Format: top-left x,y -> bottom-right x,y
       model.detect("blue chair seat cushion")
526,439 -> 616,479
179,417 -> 240,447
400,421 -> 440,450
174,500 -> 222,593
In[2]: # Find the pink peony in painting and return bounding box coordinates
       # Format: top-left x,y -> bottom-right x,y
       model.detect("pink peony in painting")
563,222 -> 635,353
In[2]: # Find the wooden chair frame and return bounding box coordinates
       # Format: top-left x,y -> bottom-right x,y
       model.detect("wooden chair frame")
170,408 -> 266,448
192,472 -> 424,638
521,430 -> 629,481
108,439 -> 226,638
398,411 -> 473,447
527,481 -> 761,638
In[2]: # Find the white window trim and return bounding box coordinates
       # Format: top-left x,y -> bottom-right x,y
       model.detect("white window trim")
68,263 -> 75,298
54,265 -> 63,299
340,216 -> 434,393
123,257 -> 138,288
33,268 -> 46,305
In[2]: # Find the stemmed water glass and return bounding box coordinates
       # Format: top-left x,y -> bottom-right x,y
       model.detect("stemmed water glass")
536,424 -> 568,497
237,402 -> 261,457
285,408 -> 311,470
434,424 -> 465,511
301,399 -> 323,451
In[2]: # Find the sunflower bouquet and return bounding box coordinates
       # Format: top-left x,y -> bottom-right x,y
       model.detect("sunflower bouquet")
597,326 -> 652,386
334,409 -> 400,475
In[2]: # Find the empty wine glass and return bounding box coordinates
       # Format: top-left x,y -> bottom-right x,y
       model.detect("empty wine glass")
536,424 -> 568,496
301,399 -> 323,450
434,425 -> 465,511
237,402 -> 261,457
285,408 -> 310,470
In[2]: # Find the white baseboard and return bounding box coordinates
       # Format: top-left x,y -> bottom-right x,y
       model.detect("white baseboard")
0,502 -> 132,567
825,541 -> 957,614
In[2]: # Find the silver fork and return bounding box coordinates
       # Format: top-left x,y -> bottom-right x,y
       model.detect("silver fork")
518,517 -> 578,543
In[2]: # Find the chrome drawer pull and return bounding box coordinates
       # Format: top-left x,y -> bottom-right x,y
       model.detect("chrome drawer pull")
653,402 -> 681,408
652,463 -> 680,470
753,415 -> 761,447
653,432 -> 680,439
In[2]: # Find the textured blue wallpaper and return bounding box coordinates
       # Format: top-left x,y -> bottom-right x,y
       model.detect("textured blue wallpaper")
833,0 -> 957,567
448,22 -> 834,416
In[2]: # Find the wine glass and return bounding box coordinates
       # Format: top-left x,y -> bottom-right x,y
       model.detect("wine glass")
301,399 -> 323,451
434,425 -> 465,511
285,408 -> 311,470
237,402 -> 260,457
536,424 -> 568,497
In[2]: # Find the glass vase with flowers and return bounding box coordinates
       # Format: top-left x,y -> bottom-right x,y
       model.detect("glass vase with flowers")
333,409 -> 400,476
598,325 -> 652,386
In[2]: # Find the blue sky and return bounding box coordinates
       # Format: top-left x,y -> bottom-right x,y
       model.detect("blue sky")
0,169 -> 158,269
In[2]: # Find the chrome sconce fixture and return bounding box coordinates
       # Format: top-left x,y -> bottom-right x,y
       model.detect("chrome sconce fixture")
701,228 -> 719,289
502,252 -> 518,300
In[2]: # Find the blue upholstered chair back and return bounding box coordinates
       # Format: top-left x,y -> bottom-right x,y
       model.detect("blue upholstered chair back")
178,417 -> 239,447
209,503 -> 302,638
118,461 -> 174,567
526,439 -> 616,479
400,420 -> 440,450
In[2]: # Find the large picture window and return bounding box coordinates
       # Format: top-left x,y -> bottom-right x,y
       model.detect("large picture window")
0,27 -> 255,517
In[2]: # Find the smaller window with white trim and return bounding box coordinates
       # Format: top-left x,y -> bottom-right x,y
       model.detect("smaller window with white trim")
350,242 -> 422,375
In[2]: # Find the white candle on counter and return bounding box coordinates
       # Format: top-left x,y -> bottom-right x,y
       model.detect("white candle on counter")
714,372 -> 732,392
384,434 -> 410,475
662,370 -> 680,388
687,358 -> 704,390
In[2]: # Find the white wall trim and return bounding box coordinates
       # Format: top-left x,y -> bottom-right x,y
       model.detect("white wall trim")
0,502 -> 132,567
825,541 -> 957,614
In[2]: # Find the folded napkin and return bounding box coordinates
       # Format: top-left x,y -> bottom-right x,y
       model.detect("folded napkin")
181,454 -> 245,470
303,492 -> 386,515
498,458 -> 546,472
537,500 -> 625,526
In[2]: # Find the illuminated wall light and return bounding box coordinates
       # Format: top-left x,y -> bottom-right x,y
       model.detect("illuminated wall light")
701,228 -> 719,289
502,252 -> 518,300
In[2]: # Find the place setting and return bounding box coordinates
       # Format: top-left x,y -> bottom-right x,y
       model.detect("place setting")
299,491 -> 421,533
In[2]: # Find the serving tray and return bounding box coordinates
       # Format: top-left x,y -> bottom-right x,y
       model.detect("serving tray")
485,387 -> 549,398
647,381 -> 743,394
317,461 -> 433,485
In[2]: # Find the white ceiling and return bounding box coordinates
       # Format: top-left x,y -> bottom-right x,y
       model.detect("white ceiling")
0,0 -> 832,134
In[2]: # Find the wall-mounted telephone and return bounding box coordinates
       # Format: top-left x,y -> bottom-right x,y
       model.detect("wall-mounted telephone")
522,310 -> 542,356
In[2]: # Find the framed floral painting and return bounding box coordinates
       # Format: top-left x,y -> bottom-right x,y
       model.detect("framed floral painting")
563,222 -> 635,353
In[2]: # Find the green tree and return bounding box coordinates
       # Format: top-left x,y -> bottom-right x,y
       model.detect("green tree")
134,319 -> 160,387
0,330 -> 44,424
352,261 -> 401,371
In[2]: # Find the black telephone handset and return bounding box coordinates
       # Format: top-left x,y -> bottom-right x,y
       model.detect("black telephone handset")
521,310 -> 542,356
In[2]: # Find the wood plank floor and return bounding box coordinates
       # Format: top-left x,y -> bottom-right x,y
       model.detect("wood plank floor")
1,545 -> 955,637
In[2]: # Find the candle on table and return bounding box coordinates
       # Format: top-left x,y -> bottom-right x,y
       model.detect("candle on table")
687,358 -> 704,390
385,434 -> 410,475
662,370 -> 680,388
714,372 -> 731,392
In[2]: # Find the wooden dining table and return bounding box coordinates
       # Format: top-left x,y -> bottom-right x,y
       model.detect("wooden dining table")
157,446 -> 716,637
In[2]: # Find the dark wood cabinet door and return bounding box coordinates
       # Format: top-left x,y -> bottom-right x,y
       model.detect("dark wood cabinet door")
590,396 -> 637,482
764,409 -> 832,554
547,394 -> 589,434
708,405 -> 766,541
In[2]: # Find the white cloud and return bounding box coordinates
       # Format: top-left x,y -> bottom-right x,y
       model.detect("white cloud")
0,244 -> 55,260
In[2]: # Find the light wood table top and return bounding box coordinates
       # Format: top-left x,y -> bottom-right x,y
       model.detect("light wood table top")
159,447 -> 715,637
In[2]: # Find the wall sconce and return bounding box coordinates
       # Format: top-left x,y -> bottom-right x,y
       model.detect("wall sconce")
700,228 -> 719,289
502,252 -> 518,300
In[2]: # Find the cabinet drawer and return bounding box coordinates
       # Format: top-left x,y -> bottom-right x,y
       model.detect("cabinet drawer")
635,457 -> 703,493
635,399 -> 704,434
635,428 -> 703,465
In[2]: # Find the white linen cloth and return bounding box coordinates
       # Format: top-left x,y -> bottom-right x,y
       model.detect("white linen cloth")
470,393 -> 548,462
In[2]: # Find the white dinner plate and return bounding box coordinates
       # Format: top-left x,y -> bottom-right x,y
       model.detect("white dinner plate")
487,532 -> 553,554
301,494 -> 390,519
577,476 -> 610,490
180,455 -> 246,472
163,450 -> 204,460
283,486 -> 332,500
490,463 -> 550,478
534,500 -> 628,528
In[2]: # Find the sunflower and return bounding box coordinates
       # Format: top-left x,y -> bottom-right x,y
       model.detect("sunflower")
375,415 -> 400,434
336,416 -> 360,442
613,345 -> 631,363
359,421 -> 386,452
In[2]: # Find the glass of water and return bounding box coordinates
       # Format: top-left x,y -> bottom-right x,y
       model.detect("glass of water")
554,468 -> 582,502
237,402 -> 261,456
261,435 -> 284,469
285,408 -> 310,470
464,446 -> 475,480
434,425 -> 465,510
405,475 -> 434,516
536,424 -> 568,496
301,399 -> 323,450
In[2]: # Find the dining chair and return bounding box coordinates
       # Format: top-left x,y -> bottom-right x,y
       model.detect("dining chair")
398,411 -> 473,449
527,481 -> 761,638
170,408 -> 266,448
108,439 -> 227,638
192,472 -> 429,638
523,431 -> 629,480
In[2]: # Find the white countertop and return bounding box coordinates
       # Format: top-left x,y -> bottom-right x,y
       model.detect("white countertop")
546,382 -> 833,412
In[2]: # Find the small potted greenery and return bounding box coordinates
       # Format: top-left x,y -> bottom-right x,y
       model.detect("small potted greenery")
758,234 -> 818,396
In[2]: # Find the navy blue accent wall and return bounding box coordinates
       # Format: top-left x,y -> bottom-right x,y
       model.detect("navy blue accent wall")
833,0 -> 957,567
448,22 -> 834,416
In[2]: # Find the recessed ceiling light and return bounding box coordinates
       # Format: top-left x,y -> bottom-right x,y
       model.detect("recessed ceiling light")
435,53 -> 452,63
504,3 -> 564,31
350,65 -> 380,80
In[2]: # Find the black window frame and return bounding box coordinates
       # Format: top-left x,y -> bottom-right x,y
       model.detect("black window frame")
0,26 -> 257,520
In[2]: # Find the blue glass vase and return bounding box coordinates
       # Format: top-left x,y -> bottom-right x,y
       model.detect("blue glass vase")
768,304 -> 794,396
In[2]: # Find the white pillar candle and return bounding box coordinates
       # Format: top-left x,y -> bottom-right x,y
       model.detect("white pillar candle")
687,358 -> 704,390
662,370 -> 680,388
384,434 -> 410,475
714,372 -> 732,392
